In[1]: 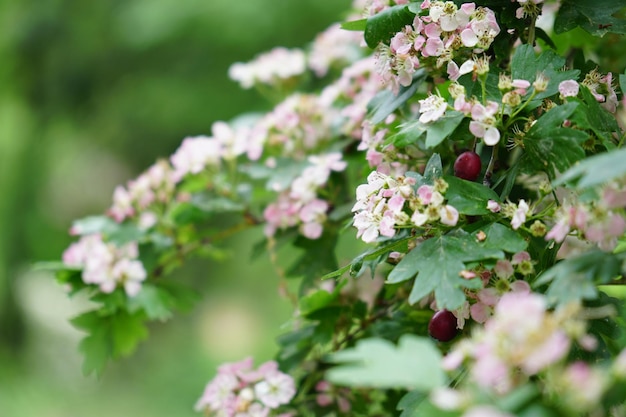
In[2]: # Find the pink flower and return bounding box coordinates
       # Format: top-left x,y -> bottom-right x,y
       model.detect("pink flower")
469,101 -> 500,145
487,199 -> 501,213
558,79 -> 579,98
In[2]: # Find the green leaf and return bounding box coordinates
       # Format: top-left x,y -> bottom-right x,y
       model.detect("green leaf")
387,230 -> 504,309
534,250 -> 622,305
511,45 -> 580,100
286,230 -> 339,290
190,193 -> 245,213
554,0 -> 626,36
341,19 -> 367,31
110,312 -> 149,357
553,147 -> 626,189
406,153 -> 443,188
369,69 -> 426,124
364,5 -> 415,49
326,335 -> 445,390
71,310 -> 149,376
397,390 -> 426,417
106,223 -> 145,246
399,396 -> 460,417
424,111 -> 465,148
569,86 -> 620,150
127,284 -> 176,321
77,325 -> 111,377
479,222 -> 528,254
70,215 -> 117,235
521,102 -> 587,178
322,235 -> 412,280
444,175 -> 500,215
298,286 -> 342,317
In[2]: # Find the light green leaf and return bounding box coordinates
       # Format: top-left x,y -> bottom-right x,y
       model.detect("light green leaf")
479,222 -> 528,254
341,19 -> 367,31
127,284 -> 175,321
326,335 -> 445,390
534,250 -> 622,305
71,215 -> 117,235
553,147 -> 626,189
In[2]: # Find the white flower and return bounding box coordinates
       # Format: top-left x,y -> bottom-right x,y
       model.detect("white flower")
418,95 -> 447,123
254,371 -> 296,409
439,205 -> 459,226
511,199 -> 530,230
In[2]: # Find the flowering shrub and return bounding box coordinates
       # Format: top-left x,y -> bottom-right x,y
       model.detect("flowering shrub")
44,0 -> 626,415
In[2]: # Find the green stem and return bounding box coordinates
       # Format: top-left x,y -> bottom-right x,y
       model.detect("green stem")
528,17 -> 536,46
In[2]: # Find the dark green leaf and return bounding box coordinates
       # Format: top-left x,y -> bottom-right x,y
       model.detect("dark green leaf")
326,335 -> 445,390
424,111 -> 465,148
322,235 -> 412,280
72,310 -> 149,376
387,230 -> 504,309
570,86 -> 620,150
364,5 -> 415,49
286,230 -> 339,288
522,102 -> 587,177
554,0 -> 626,36
444,175 -> 500,215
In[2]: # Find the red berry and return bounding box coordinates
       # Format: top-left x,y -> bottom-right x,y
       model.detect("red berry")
454,151 -> 481,181
428,310 -> 458,342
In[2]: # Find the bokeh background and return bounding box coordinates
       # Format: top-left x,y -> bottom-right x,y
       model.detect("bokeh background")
0,0 -> 351,415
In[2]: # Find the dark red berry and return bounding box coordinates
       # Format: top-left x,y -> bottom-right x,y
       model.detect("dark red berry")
428,310 -> 458,342
454,151 -> 481,181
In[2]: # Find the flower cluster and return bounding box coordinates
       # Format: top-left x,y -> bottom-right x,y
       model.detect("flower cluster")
228,47 -> 307,90
308,23 -> 365,77
62,234 -> 147,297
375,1 -> 500,92
352,171 -> 459,243
263,152 -> 347,239
546,182 -> 626,250
195,357 -> 296,417
443,292 -> 585,393
108,160 -> 176,224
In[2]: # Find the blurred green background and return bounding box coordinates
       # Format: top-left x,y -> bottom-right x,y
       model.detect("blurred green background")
0,0 -> 350,415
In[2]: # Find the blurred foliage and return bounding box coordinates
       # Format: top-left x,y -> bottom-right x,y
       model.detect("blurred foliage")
0,0 -> 349,415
